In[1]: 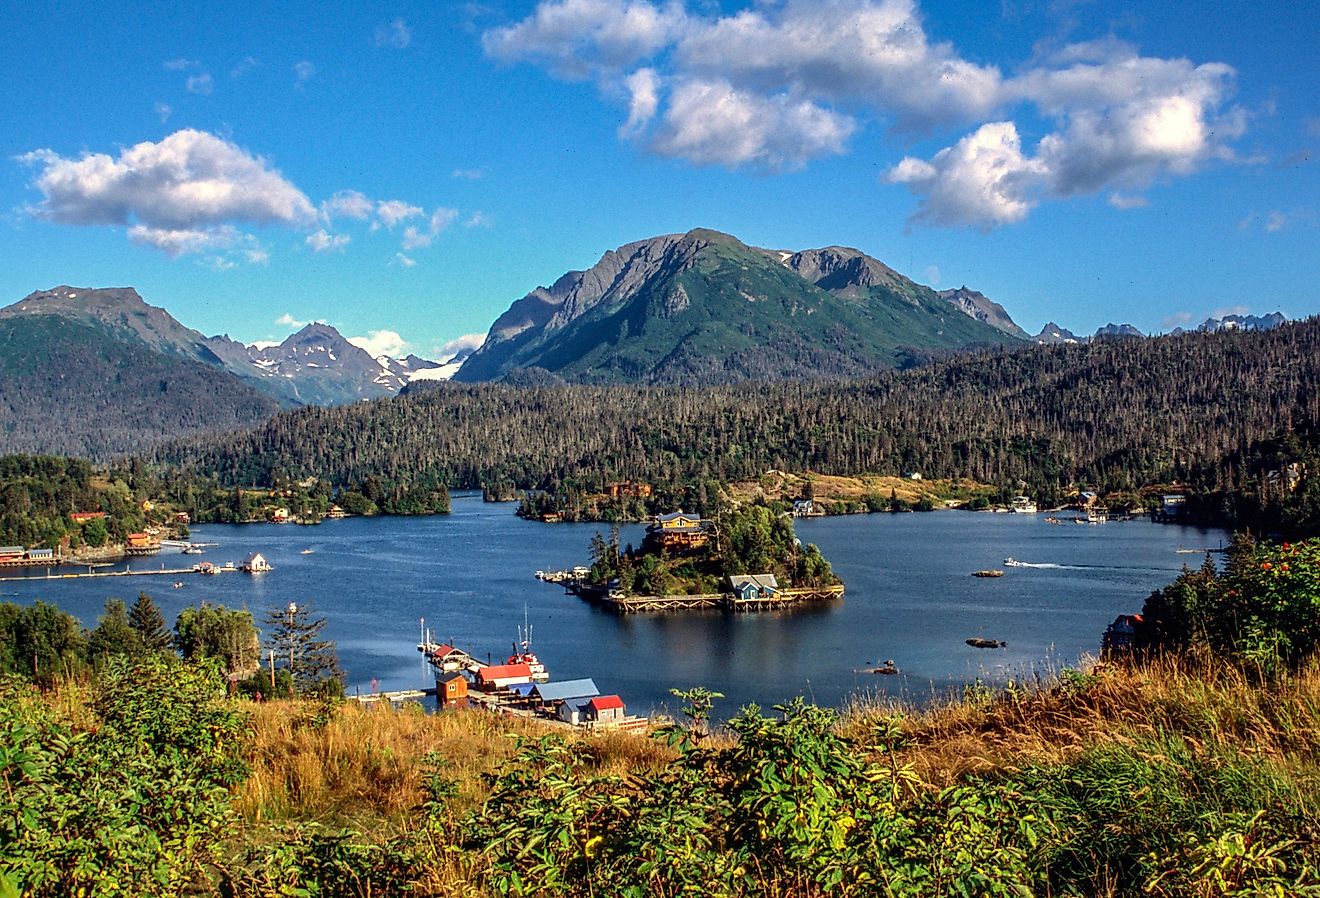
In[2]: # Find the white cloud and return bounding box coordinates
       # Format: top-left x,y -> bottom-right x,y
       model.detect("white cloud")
653,78 -> 855,170
1212,305 -> 1251,319
348,329 -> 411,358
619,67 -> 660,137
482,0 -> 1247,225
463,210 -> 493,228
452,167 -> 484,179
437,332 -> 487,360
376,199 -> 424,228
186,72 -> 214,95
1161,311 -> 1194,329
1266,211 -> 1287,233
321,189 -> 375,221
294,60 -> 316,85
402,207 -> 458,248
306,229 -> 350,252
888,121 -> 1045,229
276,313 -> 307,328
18,130 -> 315,259
154,101 -> 172,123
483,0 -> 686,78
394,252 -> 417,268
163,58 -> 199,71
923,265 -> 941,286
375,18 -> 412,48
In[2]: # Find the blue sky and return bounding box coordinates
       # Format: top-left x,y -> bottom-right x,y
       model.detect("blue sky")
2,1 -> 1316,359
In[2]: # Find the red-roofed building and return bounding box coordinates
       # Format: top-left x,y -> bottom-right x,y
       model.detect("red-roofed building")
475,662 -> 533,691
585,694 -> 626,725
1103,613 -> 1145,654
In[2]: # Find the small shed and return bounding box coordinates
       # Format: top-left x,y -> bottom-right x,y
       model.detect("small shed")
437,671 -> 468,709
475,662 -> 533,691
532,678 -> 600,707
241,552 -> 272,573
584,695 -> 626,725
555,697 -> 598,725
729,574 -> 780,601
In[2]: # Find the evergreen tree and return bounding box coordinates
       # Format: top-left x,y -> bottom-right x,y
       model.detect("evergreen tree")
262,600 -> 342,694
129,591 -> 172,652
88,598 -> 143,661
175,603 -> 259,678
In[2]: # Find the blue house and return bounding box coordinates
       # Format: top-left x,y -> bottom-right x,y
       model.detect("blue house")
728,574 -> 780,601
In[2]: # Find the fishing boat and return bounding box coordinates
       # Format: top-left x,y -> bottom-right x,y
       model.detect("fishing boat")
972,569 -> 1004,578
301,549 -> 315,555
966,637 -> 1007,649
1003,557 -> 1027,567
507,609 -> 550,682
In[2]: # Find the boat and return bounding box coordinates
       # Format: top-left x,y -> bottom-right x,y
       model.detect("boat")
966,638 -> 1007,649
172,581 -> 184,588
182,545 -> 205,554
1003,557 -> 1027,567
507,609 -> 550,682
1086,508 -> 1109,524
972,569 -> 1004,578
301,549 -> 315,555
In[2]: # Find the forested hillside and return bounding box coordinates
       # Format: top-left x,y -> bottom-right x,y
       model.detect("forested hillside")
0,315 -> 280,458
157,319 -> 1320,532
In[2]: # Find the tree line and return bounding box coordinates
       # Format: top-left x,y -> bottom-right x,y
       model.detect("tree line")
154,319 -> 1320,533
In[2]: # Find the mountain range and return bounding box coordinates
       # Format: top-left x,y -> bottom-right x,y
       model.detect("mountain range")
0,229 -> 1294,457
453,229 -> 1024,384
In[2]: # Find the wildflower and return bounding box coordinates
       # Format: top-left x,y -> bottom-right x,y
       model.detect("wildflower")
584,835 -> 604,857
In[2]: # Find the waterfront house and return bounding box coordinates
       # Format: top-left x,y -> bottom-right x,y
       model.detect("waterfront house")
583,695 -> 626,725
792,499 -> 819,517
729,573 -> 780,602
645,511 -> 713,550
427,644 -> 475,672
0,546 -> 23,561
125,533 -> 160,556
241,552 -> 272,573
1078,492 -> 1098,508
26,548 -> 54,561
437,671 -> 469,709
1161,495 -> 1187,518
532,679 -> 600,710
475,662 -> 533,691
1103,614 -> 1144,654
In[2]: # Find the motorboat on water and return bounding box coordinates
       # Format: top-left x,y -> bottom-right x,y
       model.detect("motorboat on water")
1003,557 -> 1027,567
506,606 -> 550,681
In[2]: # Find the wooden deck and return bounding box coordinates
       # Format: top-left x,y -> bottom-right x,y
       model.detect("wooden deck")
568,583 -> 845,614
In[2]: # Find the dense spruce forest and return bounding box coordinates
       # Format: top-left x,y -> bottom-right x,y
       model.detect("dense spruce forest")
156,319 -> 1320,533
0,315 -> 280,459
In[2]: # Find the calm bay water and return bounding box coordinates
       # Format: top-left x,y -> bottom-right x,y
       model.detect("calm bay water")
4,494 -> 1224,716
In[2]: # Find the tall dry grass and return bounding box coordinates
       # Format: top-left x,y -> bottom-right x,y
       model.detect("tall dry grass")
236,699 -> 679,829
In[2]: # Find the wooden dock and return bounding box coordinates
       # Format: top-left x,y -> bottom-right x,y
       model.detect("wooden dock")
539,572 -> 845,614
0,564 -> 242,583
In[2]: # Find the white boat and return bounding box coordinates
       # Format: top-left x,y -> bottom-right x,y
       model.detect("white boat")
507,609 -> 550,682
1003,557 -> 1028,567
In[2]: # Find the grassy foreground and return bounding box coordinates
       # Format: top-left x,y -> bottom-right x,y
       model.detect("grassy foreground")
7,652 -> 1320,896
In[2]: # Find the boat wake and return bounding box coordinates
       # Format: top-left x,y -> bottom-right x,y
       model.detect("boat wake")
1004,557 -> 1173,574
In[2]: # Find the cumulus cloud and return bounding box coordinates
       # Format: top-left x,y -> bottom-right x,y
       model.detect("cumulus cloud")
231,56 -> 259,78
276,313 -> 308,328
482,0 -> 1247,226
306,229 -> 350,252
163,58 -> 199,71
376,199 -> 424,228
375,18 -> 412,48
349,329 -> 411,358
653,78 -> 855,170
394,252 -> 417,268
321,189 -> 375,221
483,0 -> 686,78
19,130 -> 316,233
463,210 -> 492,228
154,101 -> 172,123
888,122 -> 1045,229
294,60 -> 316,86
437,332 -> 487,360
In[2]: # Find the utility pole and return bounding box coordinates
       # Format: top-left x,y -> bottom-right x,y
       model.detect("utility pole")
287,602 -> 297,680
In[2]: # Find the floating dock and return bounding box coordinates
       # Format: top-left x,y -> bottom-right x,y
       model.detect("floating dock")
0,564 -> 243,583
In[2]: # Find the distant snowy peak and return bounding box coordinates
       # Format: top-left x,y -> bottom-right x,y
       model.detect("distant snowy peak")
1035,322 -> 1082,344
1184,312 -> 1287,334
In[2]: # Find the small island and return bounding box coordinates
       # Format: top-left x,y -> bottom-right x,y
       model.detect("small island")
545,502 -> 843,613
